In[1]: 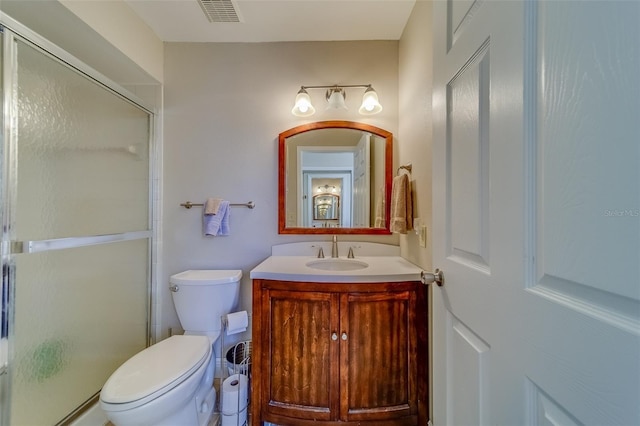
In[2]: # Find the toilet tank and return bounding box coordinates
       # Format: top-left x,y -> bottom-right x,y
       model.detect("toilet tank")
170,270 -> 241,334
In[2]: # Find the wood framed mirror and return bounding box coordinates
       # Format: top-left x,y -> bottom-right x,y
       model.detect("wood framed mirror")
278,121 -> 392,234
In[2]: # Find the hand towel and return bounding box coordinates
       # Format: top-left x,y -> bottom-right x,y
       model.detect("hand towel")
389,174 -> 413,234
204,198 -> 223,215
204,200 -> 230,236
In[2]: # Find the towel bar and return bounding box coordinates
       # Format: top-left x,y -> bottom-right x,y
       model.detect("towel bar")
180,201 -> 255,209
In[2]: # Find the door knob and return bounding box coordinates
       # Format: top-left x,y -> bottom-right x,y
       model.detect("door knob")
421,268 -> 444,287
331,332 -> 338,341
341,332 -> 348,341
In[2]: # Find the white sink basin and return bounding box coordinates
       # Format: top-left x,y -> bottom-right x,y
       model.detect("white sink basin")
250,243 -> 422,283
305,259 -> 369,271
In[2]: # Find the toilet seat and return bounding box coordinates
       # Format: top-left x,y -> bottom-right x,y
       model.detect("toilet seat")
101,335 -> 211,410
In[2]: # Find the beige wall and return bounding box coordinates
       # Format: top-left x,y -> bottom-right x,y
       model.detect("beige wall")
0,1 -> 162,87
59,0 -> 163,83
398,1 -> 434,271
398,2 -> 434,416
161,41 -> 400,339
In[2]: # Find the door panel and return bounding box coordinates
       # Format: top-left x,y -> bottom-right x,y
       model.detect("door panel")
448,40 -> 491,271
434,1 -> 499,423
14,37 -> 150,241
447,314 -> 489,426
433,1 -> 640,425
525,2 -> 640,423
2,29 -> 151,425
341,291 -> 415,422
352,134 -> 370,227
11,240 -> 148,425
532,1 -> 639,304
265,289 -> 339,421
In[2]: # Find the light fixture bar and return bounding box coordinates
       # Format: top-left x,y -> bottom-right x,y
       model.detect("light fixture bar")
291,84 -> 383,117
300,84 -> 371,90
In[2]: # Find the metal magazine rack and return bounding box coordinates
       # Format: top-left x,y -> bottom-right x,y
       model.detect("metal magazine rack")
220,315 -> 252,426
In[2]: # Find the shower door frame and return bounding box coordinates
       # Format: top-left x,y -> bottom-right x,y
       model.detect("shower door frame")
0,14 -> 157,425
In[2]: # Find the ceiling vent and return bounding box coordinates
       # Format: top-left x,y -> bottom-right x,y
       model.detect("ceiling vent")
197,0 -> 243,23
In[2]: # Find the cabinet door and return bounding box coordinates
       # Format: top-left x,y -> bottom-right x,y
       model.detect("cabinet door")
263,289 -> 340,421
340,290 -> 418,423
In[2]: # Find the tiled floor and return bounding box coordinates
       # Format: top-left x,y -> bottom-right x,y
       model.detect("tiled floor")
108,414 -> 225,426
108,413 -> 250,426
209,413 -> 251,425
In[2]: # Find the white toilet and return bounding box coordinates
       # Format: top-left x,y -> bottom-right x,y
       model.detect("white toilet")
100,270 -> 242,426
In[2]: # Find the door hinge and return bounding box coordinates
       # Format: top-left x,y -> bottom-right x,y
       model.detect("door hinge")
1,240 -> 23,255
10,241 -> 23,254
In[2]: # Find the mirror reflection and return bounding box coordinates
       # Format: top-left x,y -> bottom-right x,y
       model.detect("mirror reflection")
279,121 -> 392,234
313,193 -> 339,221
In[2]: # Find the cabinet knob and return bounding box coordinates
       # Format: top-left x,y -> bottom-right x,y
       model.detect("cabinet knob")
341,332 -> 348,341
332,332 -> 338,341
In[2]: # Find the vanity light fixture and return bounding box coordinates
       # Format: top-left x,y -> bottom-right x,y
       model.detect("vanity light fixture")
317,184 -> 339,194
291,84 -> 383,117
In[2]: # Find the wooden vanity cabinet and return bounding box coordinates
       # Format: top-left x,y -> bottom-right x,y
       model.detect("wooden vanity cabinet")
252,279 -> 428,426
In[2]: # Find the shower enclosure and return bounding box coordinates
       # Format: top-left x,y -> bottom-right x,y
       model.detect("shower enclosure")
0,21 -> 153,425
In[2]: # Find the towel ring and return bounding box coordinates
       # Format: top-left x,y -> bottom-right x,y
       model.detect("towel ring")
397,164 -> 412,175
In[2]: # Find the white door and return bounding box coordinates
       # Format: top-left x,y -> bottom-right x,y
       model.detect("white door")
353,134 -> 371,227
432,1 -> 639,425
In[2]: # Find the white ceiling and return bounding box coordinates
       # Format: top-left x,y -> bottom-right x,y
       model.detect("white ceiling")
123,0 -> 416,43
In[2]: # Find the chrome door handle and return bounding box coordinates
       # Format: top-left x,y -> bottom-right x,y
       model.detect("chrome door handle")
170,285 -> 179,292
341,332 -> 347,341
421,269 -> 444,287
331,332 -> 338,341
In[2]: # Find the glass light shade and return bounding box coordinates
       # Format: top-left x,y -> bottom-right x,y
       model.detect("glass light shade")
292,88 -> 316,117
326,88 -> 347,110
358,86 -> 383,115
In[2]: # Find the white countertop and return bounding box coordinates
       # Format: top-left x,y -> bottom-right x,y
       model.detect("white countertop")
250,255 -> 423,283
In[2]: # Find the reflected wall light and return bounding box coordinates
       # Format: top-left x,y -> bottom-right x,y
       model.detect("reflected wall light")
316,184 -> 339,194
291,84 -> 383,117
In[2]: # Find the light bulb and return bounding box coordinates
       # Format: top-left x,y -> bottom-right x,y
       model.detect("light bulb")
358,86 -> 383,115
292,88 -> 316,117
326,88 -> 347,110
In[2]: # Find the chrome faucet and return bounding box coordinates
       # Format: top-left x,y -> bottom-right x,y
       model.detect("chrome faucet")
331,235 -> 339,258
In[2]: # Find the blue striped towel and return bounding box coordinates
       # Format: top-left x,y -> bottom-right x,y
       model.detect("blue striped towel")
204,200 -> 230,236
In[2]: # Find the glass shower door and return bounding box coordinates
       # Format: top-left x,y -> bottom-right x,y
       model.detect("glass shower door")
1,27 -> 152,425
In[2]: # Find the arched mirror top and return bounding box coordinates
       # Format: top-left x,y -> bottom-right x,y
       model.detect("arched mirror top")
279,120 -> 392,234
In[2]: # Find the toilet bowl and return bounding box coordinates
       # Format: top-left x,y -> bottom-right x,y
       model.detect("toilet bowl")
100,270 -> 242,426
100,335 -> 214,425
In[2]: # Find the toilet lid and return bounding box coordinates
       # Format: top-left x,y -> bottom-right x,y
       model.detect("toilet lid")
170,269 -> 242,286
101,335 -> 210,405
